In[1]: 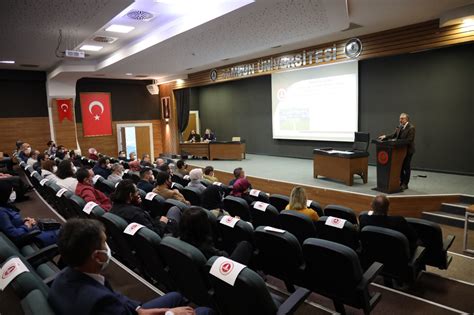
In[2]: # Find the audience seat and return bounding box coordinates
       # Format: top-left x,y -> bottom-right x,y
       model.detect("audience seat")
307,200 -> 324,217
159,237 -> 218,310
206,256 -> 310,315
162,199 -> 189,216
55,189 -> 77,219
323,205 -> 358,225
99,212 -> 140,270
21,288 -> 55,315
406,218 -> 455,270
360,226 -> 425,287
171,176 -> 188,188
278,210 -> 317,245
247,190 -> 270,204
302,238 -> 382,315
94,176 -> 115,195
141,192 -> 165,219
129,226 -> 175,291
223,196 -> 251,221
249,201 -> 279,228
217,216 -> 255,254
315,216 -> 360,251
182,186 -> 203,206
65,194 -> 87,218
269,194 -> 290,212
254,226 -> 305,292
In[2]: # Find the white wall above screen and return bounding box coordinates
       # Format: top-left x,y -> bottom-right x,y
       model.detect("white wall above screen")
271,61 -> 358,142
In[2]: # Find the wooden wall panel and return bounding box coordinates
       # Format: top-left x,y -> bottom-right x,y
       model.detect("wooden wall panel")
189,165 -> 461,218
0,117 -> 50,155
158,84 -> 179,154
175,20 -> 474,89
50,99 -> 78,150
76,119 -> 163,158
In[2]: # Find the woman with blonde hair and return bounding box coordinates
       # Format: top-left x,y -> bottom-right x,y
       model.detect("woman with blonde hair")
285,186 -> 319,221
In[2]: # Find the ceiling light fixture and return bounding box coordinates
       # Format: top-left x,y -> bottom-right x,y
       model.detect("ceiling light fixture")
0,60 -> 15,64
80,45 -> 103,51
463,18 -> 474,26
439,3 -> 474,27
106,24 -> 135,33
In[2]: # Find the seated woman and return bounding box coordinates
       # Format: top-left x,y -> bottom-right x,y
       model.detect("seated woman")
285,186 -> 319,222
180,207 -> 252,264
187,168 -> 206,193
230,178 -> 253,205
55,160 -> 78,192
40,160 -> 59,183
107,163 -> 124,186
110,179 -> 180,237
201,185 -> 229,218
0,181 -> 59,247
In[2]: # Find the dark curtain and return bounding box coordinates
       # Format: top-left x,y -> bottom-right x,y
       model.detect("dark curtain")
174,88 -> 190,133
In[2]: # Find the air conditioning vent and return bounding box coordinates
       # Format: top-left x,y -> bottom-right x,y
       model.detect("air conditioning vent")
20,64 -> 39,68
126,10 -> 155,21
93,36 -> 118,43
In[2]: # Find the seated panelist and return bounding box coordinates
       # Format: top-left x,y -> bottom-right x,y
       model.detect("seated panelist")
202,129 -> 216,142
187,130 -> 201,143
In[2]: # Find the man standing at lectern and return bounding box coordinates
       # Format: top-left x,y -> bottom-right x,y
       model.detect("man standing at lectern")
378,113 -> 415,191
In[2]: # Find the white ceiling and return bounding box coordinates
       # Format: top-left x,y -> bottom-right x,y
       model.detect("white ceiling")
0,0 -> 472,84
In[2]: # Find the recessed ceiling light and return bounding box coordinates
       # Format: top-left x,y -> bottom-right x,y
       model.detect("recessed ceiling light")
106,24 -> 135,34
463,18 -> 474,26
80,45 -> 103,51
0,60 -> 15,64
125,73 -> 133,76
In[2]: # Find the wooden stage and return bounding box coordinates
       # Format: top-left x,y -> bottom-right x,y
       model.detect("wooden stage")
186,154 -> 474,218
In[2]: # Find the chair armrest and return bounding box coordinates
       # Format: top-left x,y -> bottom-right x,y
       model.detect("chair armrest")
42,274 -> 58,286
409,246 -> 426,266
276,287 -> 310,315
443,235 -> 455,251
14,230 -> 41,248
358,261 -> 383,290
25,244 -> 59,267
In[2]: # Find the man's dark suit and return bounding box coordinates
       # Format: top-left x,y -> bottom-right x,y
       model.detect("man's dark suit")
387,122 -> 415,186
49,267 -> 141,315
359,214 -> 418,254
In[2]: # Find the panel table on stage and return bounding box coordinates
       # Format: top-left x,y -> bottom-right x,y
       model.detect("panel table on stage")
180,141 -> 246,160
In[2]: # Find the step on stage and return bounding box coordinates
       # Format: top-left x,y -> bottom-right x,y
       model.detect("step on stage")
187,154 -> 474,218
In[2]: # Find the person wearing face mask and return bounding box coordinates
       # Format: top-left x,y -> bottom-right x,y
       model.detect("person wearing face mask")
93,157 -> 112,179
40,160 -> 59,183
137,168 -> 155,193
128,152 -> 141,172
107,163 -> 124,186
76,168 -> 112,211
46,140 -> 57,157
27,149 -> 40,167
0,181 -> 59,247
153,171 -> 190,205
118,150 -> 128,161
49,218 -> 213,315
55,145 -> 67,160
18,143 -> 32,163
111,180 -> 181,237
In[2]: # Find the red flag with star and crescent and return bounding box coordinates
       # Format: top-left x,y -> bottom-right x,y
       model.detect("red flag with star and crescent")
80,92 -> 113,137
55,98 -> 73,122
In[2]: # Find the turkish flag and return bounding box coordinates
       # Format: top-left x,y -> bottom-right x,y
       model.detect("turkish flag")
80,92 -> 113,137
56,98 -> 73,122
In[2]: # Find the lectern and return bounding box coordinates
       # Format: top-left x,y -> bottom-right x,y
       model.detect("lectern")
372,139 -> 409,193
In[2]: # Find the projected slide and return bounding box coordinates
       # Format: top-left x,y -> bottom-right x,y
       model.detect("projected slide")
272,61 -> 358,142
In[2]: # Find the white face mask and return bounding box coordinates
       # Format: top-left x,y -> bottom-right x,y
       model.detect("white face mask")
53,166 -> 58,173
96,243 -> 111,271
9,190 -> 16,203
72,166 -> 77,174
25,148 -> 32,154
120,171 -> 124,177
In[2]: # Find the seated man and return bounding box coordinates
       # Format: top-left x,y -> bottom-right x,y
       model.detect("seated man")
360,194 -> 418,253
93,157 -> 112,179
18,142 -> 31,163
107,163 -> 124,186
27,150 -> 40,167
137,168 -> 155,193
111,180 -> 180,237
88,148 -> 99,161
75,168 -> 112,211
203,166 -> 219,183
174,160 -> 189,178
187,130 -> 201,143
128,152 -> 141,172
49,218 -> 213,315
117,151 -> 128,161
55,145 -> 67,160
153,171 -> 190,205
140,154 -> 152,166
0,173 -> 32,202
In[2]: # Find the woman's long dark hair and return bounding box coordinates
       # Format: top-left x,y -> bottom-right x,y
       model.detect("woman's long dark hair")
110,179 -> 136,204
56,160 -> 74,179
179,207 -> 212,246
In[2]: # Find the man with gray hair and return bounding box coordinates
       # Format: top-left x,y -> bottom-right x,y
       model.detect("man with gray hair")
378,113 -> 415,191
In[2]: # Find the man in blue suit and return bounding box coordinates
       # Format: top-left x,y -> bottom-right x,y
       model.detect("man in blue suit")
49,218 -> 214,315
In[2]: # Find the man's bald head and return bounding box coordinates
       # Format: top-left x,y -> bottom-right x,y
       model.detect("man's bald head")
371,194 -> 390,215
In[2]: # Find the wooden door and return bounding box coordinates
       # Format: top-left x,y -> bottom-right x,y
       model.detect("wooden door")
135,126 -> 151,159
183,112 -> 199,141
